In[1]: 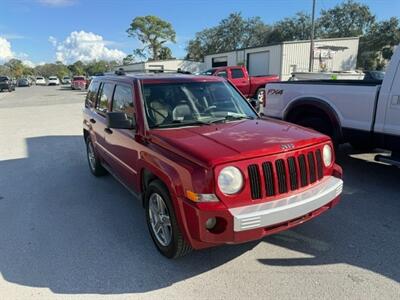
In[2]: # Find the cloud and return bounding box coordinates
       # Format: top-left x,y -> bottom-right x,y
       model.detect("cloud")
0,37 -> 36,67
48,36 -> 57,46
38,0 -> 76,7
51,31 -> 126,64
0,37 -> 13,62
1,34 -> 26,40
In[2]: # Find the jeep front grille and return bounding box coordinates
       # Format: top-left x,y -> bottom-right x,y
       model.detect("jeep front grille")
248,148 -> 325,200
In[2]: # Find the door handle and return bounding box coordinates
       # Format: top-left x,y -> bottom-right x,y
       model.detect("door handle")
104,128 -> 113,134
89,118 -> 96,124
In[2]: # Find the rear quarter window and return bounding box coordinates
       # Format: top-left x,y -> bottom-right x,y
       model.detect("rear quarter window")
86,81 -> 100,108
96,82 -> 114,114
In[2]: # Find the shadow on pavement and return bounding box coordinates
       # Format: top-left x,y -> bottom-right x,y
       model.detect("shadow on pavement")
259,145 -> 400,283
0,136 -> 256,294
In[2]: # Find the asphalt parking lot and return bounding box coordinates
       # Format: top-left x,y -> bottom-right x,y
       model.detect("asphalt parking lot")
0,86 -> 399,299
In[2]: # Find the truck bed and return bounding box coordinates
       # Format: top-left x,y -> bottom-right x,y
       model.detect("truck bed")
264,80 -> 382,133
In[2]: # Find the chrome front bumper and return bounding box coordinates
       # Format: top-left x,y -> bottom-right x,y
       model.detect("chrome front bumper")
229,176 -> 343,232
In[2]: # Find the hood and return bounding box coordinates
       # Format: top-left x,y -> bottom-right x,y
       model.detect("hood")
149,118 -> 329,167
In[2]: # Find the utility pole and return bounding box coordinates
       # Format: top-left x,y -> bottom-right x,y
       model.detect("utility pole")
309,0 -> 316,72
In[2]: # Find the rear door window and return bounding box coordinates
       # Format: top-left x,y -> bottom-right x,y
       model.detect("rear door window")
96,82 -> 114,114
112,85 -> 134,121
231,68 -> 244,79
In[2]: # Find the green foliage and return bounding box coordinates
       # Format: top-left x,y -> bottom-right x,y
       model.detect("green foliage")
185,1 -> 398,70
185,13 -> 271,61
268,12 -> 313,42
358,17 -> 400,69
318,0 -> 375,38
123,54 -> 135,65
127,15 -> 176,60
158,47 -> 173,60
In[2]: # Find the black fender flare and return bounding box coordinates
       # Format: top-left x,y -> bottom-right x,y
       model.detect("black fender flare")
284,97 -> 343,141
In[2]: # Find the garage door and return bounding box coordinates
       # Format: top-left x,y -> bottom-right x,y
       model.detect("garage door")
248,51 -> 269,76
212,57 -> 228,68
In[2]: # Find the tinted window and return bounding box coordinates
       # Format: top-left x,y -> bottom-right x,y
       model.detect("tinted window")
0,77 -> 8,82
216,71 -> 227,78
231,69 -> 244,79
86,81 -> 100,107
112,85 -> 134,120
143,81 -> 257,128
96,82 -> 114,113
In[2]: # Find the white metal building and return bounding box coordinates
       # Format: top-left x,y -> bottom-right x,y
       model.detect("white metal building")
116,59 -> 205,74
204,37 -> 360,80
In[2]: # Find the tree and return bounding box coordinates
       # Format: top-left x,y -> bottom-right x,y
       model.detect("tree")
357,17 -> 400,69
123,54 -> 135,65
318,0 -> 375,38
185,13 -> 271,61
127,15 -> 176,60
35,62 -> 69,78
68,61 -> 85,76
5,59 -> 25,78
268,12 -> 313,43
158,47 -> 173,60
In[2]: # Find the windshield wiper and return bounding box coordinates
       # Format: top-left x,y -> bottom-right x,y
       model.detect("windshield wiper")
207,115 -> 256,124
152,119 -> 211,128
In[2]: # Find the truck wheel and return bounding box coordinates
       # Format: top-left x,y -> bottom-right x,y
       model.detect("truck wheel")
297,116 -> 338,147
145,180 -> 192,258
8,87 -> 12,92
86,138 -> 107,176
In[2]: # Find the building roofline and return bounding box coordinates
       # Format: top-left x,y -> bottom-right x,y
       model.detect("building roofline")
115,58 -> 203,68
204,36 -> 360,57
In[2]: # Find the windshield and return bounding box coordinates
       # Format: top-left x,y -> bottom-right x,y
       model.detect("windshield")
142,81 -> 257,129
0,77 -> 8,82
74,76 -> 85,81
36,77 -> 44,80
49,77 -> 57,80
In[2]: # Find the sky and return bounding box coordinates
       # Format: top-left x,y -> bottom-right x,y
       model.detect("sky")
0,0 -> 398,66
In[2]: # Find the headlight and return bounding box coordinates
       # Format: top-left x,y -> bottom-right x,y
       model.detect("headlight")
218,166 -> 243,195
323,144 -> 333,167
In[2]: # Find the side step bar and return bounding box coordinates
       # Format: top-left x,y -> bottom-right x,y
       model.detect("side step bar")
375,154 -> 400,168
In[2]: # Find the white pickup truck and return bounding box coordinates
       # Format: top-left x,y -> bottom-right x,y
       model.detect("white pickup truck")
263,46 -> 400,167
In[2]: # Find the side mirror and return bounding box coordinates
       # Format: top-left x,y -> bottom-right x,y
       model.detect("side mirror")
106,112 -> 135,129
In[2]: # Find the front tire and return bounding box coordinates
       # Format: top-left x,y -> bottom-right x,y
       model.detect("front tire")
86,138 -> 107,176
145,180 -> 192,258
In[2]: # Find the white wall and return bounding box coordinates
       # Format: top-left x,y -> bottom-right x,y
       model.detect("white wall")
204,37 -> 359,80
116,60 -> 205,73
144,60 -> 205,73
281,37 -> 359,80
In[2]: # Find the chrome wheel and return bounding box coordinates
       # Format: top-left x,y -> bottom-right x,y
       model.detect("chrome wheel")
148,192 -> 172,246
87,141 -> 96,172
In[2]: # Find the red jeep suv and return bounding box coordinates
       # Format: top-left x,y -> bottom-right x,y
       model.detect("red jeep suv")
83,71 -> 343,258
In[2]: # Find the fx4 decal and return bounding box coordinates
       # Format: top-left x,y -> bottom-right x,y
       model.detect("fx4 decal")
267,89 -> 283,95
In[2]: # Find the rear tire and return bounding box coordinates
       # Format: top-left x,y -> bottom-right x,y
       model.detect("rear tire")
86,138 -> 107,176
145,180 -> 192,258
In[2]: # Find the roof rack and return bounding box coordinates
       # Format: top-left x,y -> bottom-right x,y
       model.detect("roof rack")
113,68 -> 192,76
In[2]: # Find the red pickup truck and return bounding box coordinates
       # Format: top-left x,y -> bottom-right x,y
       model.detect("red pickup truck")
202,66 -> 279,101
83,72 -> 343,258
